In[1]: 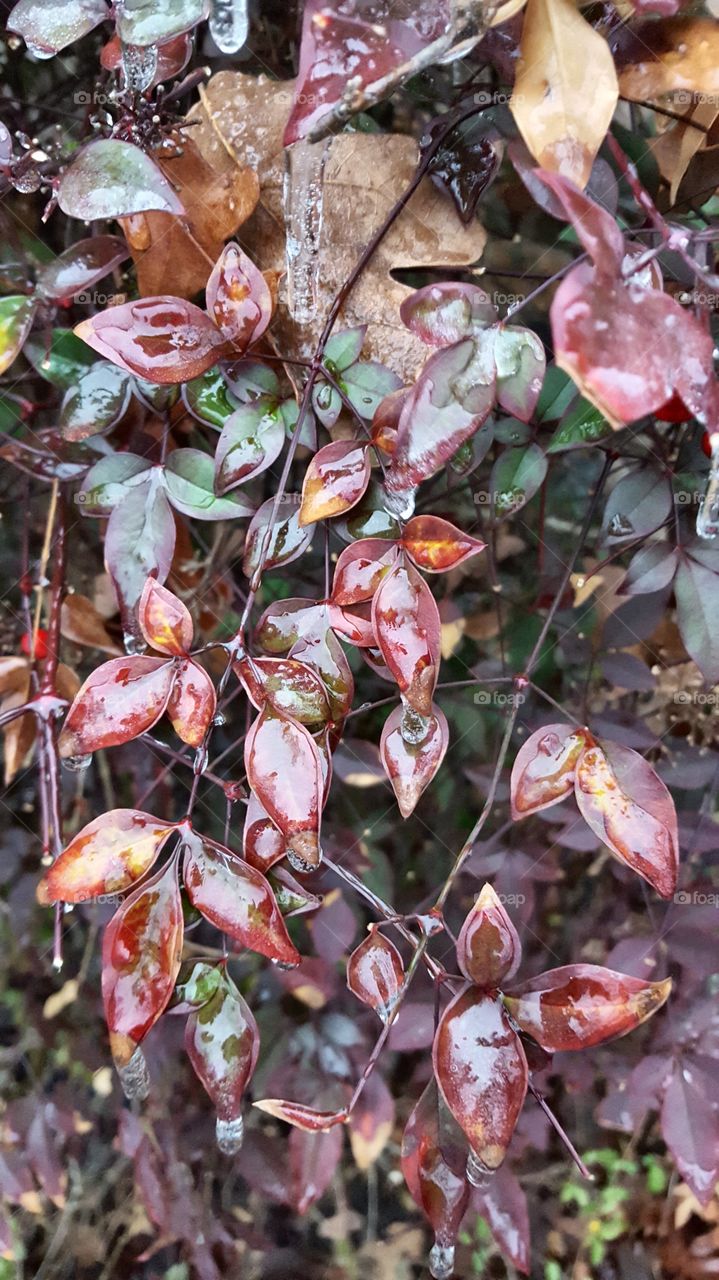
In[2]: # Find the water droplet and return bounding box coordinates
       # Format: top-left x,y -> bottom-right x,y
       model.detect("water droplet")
118,1046 -> 150,1101
52,954 -> 63,973
216,1113 -> 244,1155
697,443 -> 719,539
466,1149 -> 494,1189
121,41 -> 158,93
123,631 -> 147,656
212,712 -> 227,727
271,958 -> 298,971
286,849 -> 316,874
400,700 -> 430,746
62,753 -> 92,773
383,487 -> 416,520
429,1242 -> 455,1280
284,139 -> 330,326
209,0 -> 249,53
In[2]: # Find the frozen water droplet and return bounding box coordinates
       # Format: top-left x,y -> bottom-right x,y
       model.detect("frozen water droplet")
52,954 -> 63,973
12,169 -> 41,193
194,744 -> 209,773
212,712 -> 227,727
400,700 -> 430,746
121,42 -> 158,93
284,139 -> 330,326
118,1046 -> 150,1101
608,513 -> 634,537
123,631 -> 147,656
429,1243 -> 455,1280
285,849 -> 316,874
26,42 -> 54,60
209,0 -> 249,53
216,1114 -> 244,1155
62,753 -> 92,773
697,443 -> 719,539
466,1149 -> 494,1189
384,487 -> 416,520
271,958 -> 297,971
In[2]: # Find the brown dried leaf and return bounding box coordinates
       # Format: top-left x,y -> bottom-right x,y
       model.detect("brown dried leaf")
619,19 -> 719,102
61,593 -> 122,655
652,100 -> 719,204
187,73 -> 486,380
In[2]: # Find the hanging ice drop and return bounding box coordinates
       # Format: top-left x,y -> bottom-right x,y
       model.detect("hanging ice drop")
209,0 -> 249,53
697,432 -> 719,539
121,42 -> 158,94
429,1243 -> 455,1280
117,1046 -> 150,1101
400,698 -> 430,746
284,139 -> 330,327
216,1114 -> 244,1155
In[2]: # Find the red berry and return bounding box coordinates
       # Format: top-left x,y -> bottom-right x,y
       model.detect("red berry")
654,393 -> 691,423
21,628 -> 49,659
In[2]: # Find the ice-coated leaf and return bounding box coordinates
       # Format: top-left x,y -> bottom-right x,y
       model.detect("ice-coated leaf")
235,655 -> 330,726
59,362 -> 131,442
242,495 -> 313,578
268,867 -> 322,918
8,0 -> 108,53
661,1059 -> 719,1206
674,551 -> 719,683
25,327 -> 94,389
323,326 -> 366,372
400,281 -> 497,348
511,723 -> 588,818
59,655 -> 175,757
182,366 -> 240,427
242,791 -> 285,873
254,1100 -> 347,1131
331,539 -> 398,606
117,0 -> 207,46
102,855 -> 183,1067
574,739 -> 679,898
504,964 -> 671,1051
104,475 -> 176,622
75,297 -> 226,384
372,559 -> 440,717
380,703 -> 448,818
163,447 -> 255,521
387,337 -> 496,492
39,809 -> 176,904
245,705 -> 323,870
181,826 -> 299,965
299,440 -> 371,526
491,443 -> 547,515
0,296 -> 36,376
494,327 -> 546,422
346,930 -> 404,1022
36,235 -> 128,301
456,883 -> 522,989
59,141 -> 184,221
77,453 -> 152,515
433,988 -> 527,1170
342,360 -> 402,423
401,1080 -> 470,1252
166,659 -> 216,748
138,578 -> 193,656
214,399 -> 285,493
185,971 -> 259,1124
402,515 -> 484,573
205,241 -> 272,349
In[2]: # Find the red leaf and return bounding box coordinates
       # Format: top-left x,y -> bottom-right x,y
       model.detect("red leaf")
494,326 -> 546,423
185,972 -> 259,1145
299,439 -> 371,526
102,854 -> 183,1067
40,809 -> 176,904
166,659 -> 216,747
59,656 -> 175,757
181,825 -> 300,966
242,792 -> 285,873
401,1080 -> 470,1254
288,1125 -> 343,1214
205,241 -> 272,350
372,558 -> 440,717
346,930 -> 404,1022
254,1099 -> 347,1132
433,989 -> 527,1171
348,1071 -> 395,1171
402,515 -> 485,572
400,281 -> 497,347
75,298 -> 229,384
331,538 -> 398,606
139,578 -> 193,655
380,702 -> 448,818
504,964 -> 672,1051
574,739 -> 679,898
245,705 -> 324,870
456,883 -> 522,989
510,723 -> 588,818
476,1165 -> 530,1275
235,655 -> 330,726
661,1060 -> 719,1206
242,495 -> 314,579
535,171 -> 624,276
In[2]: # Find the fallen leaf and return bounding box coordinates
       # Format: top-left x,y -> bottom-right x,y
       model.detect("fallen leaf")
619,19 -> 719,101
652,99 -> 719,203
61,593 -> 122,654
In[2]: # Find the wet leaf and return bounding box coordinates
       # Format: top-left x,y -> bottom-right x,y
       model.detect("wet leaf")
183,367 -> 240,428
242,792 -> 285,873
674,551 -> 719,684
331,538 -> 398,606
104,475 -> 176,625
36,236 -> 128,301
181,825 -> 300,965
402,516 -> 485,573
242,496 -> 313,578
102,855 -> 183,1067
433,988 -> 527,1170
661,1059 -> 719,1206
166,659 -> 216,747
400,281 -> 496,348
59,655 -> 175,757
139,579 -> 193,656
504,965 -> 671,1051
574,739 -> 679,898
618,18 -> 719,102
117,0 -> 207,46
491,443 -> 547,515
602,466 -> 672,544
494,327 -> 546,423
75,298 -> 226,384
165,447 -> 255,521
348,1070 -> 395,1171
40,809 -> 176,904
185,972 -> 259,1125
254,1100 -> 347,1131
59,362 -> 132,442
206,241 -> 272,349
25,328 -> 94,389
511,723 -> 588,817
299,440 -> 371,526
380,702 -> 448,818
456,883 -> 522,989
235,655 -> 330,727
59,141 -> 184,221
0,296 -> 36,375
401,1080 -> 470,1252
346,930 -> 404,1022
372,559 -> 440,717
8,0 -> 108,53
214,400 -> 285,493
245,706 -> 324,870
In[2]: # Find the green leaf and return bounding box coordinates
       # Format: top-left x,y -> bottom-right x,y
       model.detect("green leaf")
25,328 -> 95,389
0,295 -> 36,375
164,448 -> 256,520
491,442 -> 547,514
547,398 -> 612,452
182,368 -> 241,428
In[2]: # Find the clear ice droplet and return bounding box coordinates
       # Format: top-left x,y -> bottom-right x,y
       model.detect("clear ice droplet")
118,1046 -> 150,1101
429,1242 -> 455,1280
284,139 -> 330,327
286,848 -> 317,875
123,631 -> 147,656
209,0 -> 249,53
466,1149 -> 494,1189
697,440 -> 719,540
216,1114 -> 244,1155
383,487 -> 416,520
400,700 -> 430,746
62,753 -> 92,773
121,42 -> 158,93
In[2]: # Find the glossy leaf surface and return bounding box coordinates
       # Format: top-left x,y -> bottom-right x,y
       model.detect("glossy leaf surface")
400,281 -> 497,347
36,235 -> 128,301
59,656 -> 175,757
76,298 -> 226,384
346,930 -> 404,1022
236,656 -> 330,726
402,516 -> 485,573
254,1100 -> 347,1131
206,241 -> 272,348
243,496 -> 314,579
511,723 -> 588,818
504,964 -> 671,1051
166,659 -> 216,748
401,1080 -> 470,1250
380,703 -> 448,818
372,559 -> 440,717
59,141 -> 184,220
214,400 -> 285,494
40,809 -> 176,904
299,440 -> 371,526
331,539 -> 398,606
456,883 -> 522,989
0,296 -> 36,376
59,362 -> 131,442
242,792 -> 285,873
244,706 -> 324,869
185,973 -> 259,1120
139,578 -> 193,656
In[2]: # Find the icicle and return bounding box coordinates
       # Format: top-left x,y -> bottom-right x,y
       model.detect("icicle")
117,1046 -> 151,1101
429,1242 -> 455,1280
384,486 -> 416,520
466,1149 -> 494,1189
209,0 -> 249,53
400,699 -> 430,746
123,630 -> 147,656
697,432 -> 719,539
121,42 -> 158,94
62,753 -> 92,773
284,139 -> 330,327
216,1114 -> 244,1155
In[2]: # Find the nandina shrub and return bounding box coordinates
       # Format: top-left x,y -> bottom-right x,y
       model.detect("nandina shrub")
0,2 -> 718,1277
